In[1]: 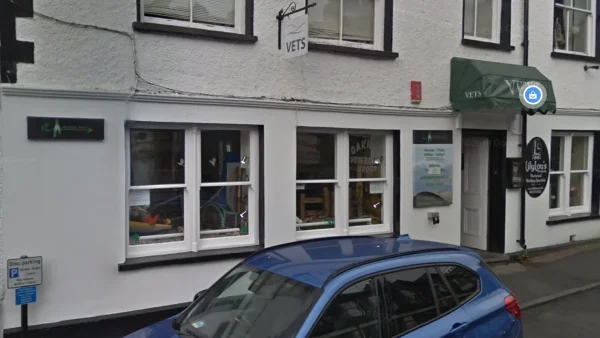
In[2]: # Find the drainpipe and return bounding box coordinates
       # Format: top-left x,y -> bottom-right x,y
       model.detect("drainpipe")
518,0 -> 529,250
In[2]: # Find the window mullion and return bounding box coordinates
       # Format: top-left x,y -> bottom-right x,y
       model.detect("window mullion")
339,0 -> 344,41
474,0 -> 479,37
566,9 -> 571,51
337,132 -> 350,235
187,127 -> 199,251
564,136 -> 573,212
249,129 -> 260,244
385,133 -> 394,229
189,0 -> 193,24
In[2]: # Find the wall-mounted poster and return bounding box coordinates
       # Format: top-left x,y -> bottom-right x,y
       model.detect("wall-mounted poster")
413,130 -> 454,208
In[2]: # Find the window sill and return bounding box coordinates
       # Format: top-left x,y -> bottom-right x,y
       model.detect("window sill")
461,38 -> 515,52
308,43 -> 399,60
551,51 -> 598,63
132,22 -> 258,43
546,213 -> 600,226
118,245 -> 263,272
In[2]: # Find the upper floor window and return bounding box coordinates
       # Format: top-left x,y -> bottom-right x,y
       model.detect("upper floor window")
554,0 -> 597,56
309,0 -> 391,51
140,0 -> 248,35
549,132 -> 594,216
462,0 -> 511,50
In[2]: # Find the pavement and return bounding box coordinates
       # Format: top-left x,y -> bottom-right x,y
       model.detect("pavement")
490,240 -> 600,308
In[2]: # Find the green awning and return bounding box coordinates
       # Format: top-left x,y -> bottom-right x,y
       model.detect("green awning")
450,57 -> 557,115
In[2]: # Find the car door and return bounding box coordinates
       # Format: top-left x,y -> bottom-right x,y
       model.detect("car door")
378,266 -> 485,338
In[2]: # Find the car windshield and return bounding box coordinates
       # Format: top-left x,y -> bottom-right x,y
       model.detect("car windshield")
178,264 -> 322,338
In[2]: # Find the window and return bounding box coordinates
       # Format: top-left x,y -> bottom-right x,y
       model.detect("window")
549,132 -> 594,216
127,125 -> 259,258
435,265 -> 480,303
309,0 -> 388,50
463,0 -> 502,42
554,0 -> 597,56
140,0 -> 248,34
296,130 -> 393,237
309,278 -> 380,338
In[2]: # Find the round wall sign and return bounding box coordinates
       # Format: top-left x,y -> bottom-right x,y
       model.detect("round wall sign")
524,137 -> 550,198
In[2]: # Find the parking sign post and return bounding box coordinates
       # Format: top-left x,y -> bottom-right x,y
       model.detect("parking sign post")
7,255 -> 43,338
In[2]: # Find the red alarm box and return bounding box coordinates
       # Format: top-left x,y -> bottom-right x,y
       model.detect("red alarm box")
411,81 -> 422,103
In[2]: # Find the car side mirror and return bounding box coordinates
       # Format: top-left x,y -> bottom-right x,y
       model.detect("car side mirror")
194,289 -> 206,301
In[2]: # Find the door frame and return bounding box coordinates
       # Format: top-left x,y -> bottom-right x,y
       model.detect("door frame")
462,129 -> 507,253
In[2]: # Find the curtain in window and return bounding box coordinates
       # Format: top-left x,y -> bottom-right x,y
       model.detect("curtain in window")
145,0 -> 235,26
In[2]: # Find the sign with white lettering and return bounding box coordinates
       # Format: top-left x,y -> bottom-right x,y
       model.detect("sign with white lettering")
282,14 -> 308,59
7,256 -> 43,289
16,286 -> 37,305
524,137 -> 549,198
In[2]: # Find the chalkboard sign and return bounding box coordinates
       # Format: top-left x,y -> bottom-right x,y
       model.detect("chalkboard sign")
27,117 -> 104,140
524,137 -> 549,198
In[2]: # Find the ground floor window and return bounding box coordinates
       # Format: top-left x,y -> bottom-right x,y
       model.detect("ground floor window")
549,131 -> 594,216
127,124 -> 259,257
296,129 -> 393,237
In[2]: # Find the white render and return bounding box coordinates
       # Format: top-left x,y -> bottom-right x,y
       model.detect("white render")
0,0 -> 598,331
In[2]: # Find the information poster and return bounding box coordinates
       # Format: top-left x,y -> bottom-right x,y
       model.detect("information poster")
413,131 -> 454,208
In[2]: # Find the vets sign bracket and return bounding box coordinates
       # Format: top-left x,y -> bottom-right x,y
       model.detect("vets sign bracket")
276,1 -> 317,58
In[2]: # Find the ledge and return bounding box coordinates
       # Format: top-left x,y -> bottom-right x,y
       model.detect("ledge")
461,38 -> 515,52
551,51 -> 598,63
118,245 -> 263,271
132,22 -> 258,43
546,213 -> 600,226
308,42 -> 399,60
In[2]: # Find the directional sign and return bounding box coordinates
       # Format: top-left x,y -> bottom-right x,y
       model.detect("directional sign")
16,286 -> 37,306
27,117 -> 104,140
7,256 -> 43,289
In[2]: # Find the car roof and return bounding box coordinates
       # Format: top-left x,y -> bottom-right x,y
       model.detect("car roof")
244,235 -> 477,288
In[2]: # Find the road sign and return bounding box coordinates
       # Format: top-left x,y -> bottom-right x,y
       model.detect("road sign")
7,256 -> 43,289
15,286 -> 37,306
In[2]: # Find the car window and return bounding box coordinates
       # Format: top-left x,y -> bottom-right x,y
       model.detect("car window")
437,265 -> 480,302
309,278 -> 380,338
381,267 -> 438,337
428,267 -> 459,314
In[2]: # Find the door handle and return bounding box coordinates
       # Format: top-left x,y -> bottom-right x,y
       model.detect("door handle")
449,322 -> 468,334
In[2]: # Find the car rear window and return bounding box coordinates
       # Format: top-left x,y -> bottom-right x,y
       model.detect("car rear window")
437,265 -> 480,302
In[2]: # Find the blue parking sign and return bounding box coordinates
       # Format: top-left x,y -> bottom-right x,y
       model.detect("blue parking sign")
16,286 -> 37,306
9,268 -> 19,278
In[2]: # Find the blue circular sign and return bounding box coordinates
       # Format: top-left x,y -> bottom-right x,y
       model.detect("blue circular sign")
519,81 -> 547,109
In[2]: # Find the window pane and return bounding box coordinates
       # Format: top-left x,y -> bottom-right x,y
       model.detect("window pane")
439,265 -> 479,303
382,267 -> 438,337
130,129 -> 185,186
550,136 -> 564,171
129,188 -> 184,245
309,0 -> 341,40
475,0 -> 494,39
549,174 -> 561,209
568,10 -> 590,53
463,0 -> 476,36
297,183 -> 335,230
309,279 -> 380,338
342,0 -> 375,43
572,0 -> 591,10
297,133 -> 336,180
349,182 -> 383,226
192,0 -> 235,27
554,6 -> 567,50
145,0 -> 191,21
200,185 -> 249,238
349,134 -> 385,179
429,267 -> 458,314
571,136 -> 589,170
201,130 -> 250,183
569,173 -> 585,207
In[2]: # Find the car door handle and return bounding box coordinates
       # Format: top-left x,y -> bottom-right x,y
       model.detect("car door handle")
449,322 -> 468,334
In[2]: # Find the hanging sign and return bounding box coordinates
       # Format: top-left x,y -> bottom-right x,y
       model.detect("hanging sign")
27,117 -> 104,140
282,14 -> 308,59
524,137 -> 550,198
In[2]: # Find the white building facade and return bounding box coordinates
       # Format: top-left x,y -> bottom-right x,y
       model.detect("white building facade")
0,0 -> 599,334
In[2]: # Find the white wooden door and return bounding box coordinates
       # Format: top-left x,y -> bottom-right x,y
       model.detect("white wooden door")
461,137 -> 489,250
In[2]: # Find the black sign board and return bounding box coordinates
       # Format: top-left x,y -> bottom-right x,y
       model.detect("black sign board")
27,117 -> 104,141
524,137 -> 550,198
413,130 -> 453,144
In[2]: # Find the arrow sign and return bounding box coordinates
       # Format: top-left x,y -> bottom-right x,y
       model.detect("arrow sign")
28,117 -> 104,141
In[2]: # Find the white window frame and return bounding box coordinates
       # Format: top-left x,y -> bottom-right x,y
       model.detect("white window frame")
309,0 -> 386,50
126,123 -> 259,258
553,0 -> 597,57
463,0 -> 502,44
549,132 -> 594,217
295,128 -> 394,240
139,0 -> 246,35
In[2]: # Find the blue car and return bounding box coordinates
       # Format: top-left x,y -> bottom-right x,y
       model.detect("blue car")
125,235 -> 522,338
